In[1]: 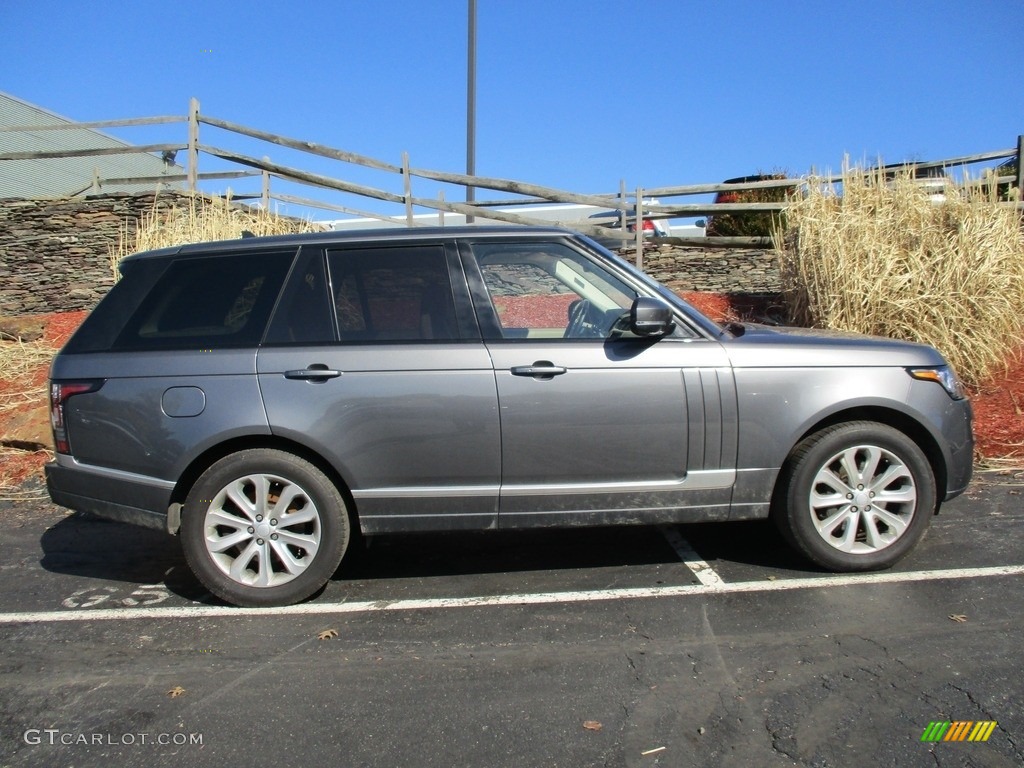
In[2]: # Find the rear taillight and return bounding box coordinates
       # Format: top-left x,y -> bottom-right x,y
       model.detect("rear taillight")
50,380 -> 102,454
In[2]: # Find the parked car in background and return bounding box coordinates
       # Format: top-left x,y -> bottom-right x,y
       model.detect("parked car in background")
587,205 -> 672,248
884,164 -> 950,203
46,226 -> 972,607
993,157 -> 1020,200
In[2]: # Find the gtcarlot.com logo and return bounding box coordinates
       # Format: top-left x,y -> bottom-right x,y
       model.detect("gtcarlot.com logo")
24,729 -> 203,747
921,721 -> 997,743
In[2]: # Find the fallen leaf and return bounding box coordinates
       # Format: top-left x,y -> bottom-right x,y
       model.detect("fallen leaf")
948,614 -> 968,623
583,721 -> 603,732
166,686 -> 186,698
318,629 -> 339,641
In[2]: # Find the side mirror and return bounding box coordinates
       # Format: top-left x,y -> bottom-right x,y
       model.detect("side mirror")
630,296 -> 676,338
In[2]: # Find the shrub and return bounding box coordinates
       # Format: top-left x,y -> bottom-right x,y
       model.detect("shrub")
706,172 -> 791,237
776,165 -> 1024,387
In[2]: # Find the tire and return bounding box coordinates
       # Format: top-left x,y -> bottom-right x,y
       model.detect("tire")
181,449 -> 350,607
772,421 -> 936,572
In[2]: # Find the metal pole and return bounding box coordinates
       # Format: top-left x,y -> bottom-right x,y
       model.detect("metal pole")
466,0 -> 477,223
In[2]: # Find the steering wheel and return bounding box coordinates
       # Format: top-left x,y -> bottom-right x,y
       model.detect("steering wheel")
565,299 -> 602,339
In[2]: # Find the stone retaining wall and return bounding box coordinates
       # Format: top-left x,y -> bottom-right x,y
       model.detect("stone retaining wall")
0,191 -> 199,315
620,243 -> 781,295
0,193 -> 781,316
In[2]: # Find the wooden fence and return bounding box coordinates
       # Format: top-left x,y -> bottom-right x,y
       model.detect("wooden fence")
2,97 -> 1022,254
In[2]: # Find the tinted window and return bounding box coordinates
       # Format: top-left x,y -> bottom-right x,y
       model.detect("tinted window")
264,248 -> 335,345
62,257 -> 171,353
112,251 -> 294,350
470,242 -> 638,340
326,246 -> 457,342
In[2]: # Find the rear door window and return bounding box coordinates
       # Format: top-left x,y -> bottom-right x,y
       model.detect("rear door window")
326,245 -> 460,342
263,247 -> 336,345
112,250 -> 294,350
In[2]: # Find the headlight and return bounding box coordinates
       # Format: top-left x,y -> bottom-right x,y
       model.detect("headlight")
908,366 -> 967,400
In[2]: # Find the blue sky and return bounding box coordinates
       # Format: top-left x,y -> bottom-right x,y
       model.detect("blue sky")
2,0 -> 1021,220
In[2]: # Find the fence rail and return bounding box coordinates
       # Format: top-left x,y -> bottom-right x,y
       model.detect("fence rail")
2,96 -> 1021,251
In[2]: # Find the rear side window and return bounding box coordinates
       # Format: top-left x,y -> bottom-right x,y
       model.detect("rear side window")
111,251 -> 294,350
62,257 -> 171,353
326,245 -> 458,342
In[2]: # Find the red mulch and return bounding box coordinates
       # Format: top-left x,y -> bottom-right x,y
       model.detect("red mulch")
493,294 -> 576,328
0,312 -> 86,488
2,303 -> 1021,490
43,311 -> 88,348
679,291 -> 732,321
969,356 -> 1024,460
0,450 -> 51,488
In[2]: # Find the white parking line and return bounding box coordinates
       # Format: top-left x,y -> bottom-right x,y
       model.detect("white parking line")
1,564 -> 1023,625
659,525 -> 726,587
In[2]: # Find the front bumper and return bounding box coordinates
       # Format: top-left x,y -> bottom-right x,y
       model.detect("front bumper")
941,398 -> 974,501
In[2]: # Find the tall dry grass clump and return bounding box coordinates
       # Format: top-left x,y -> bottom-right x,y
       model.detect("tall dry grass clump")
776,166 -> 1024,387
0,339 -> 55,417
110,194 -> 322,278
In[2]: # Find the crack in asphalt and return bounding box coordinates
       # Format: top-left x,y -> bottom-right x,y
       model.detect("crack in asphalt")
947,681 -> 1024,762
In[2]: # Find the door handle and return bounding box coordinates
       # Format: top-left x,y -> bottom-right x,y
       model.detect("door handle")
284,365 -> 342,381
510,362 -> 567,379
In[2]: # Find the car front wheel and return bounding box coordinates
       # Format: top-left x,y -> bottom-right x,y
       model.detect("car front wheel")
773,422 -> 936,571
181,449 -> 350,607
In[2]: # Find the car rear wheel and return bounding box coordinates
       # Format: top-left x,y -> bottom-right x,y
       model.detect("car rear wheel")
773,422 -> 936,571
181,449 -> 350,606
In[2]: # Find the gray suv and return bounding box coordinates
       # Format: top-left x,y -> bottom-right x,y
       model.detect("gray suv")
46,227 -> 973,606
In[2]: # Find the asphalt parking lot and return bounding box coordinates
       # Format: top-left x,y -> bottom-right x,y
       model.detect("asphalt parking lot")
1,473 -> 1022,767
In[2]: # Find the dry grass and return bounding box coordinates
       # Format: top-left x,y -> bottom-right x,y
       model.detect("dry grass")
0,447 -> 51,500
110,193 -> 323,278
776,165 -> 1024,386
0,339 -> 55,415
0,339 -> 54,384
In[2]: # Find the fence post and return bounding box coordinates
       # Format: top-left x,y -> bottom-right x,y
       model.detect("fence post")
438,190 -> 445,227
619,179 -> 626,232
634,186 -> 643,270
403,151 -> 413,227
187,97 -> 199,193
261,156 -> 270,209
91,167 -> 100,194
1016,135 -> 1023,197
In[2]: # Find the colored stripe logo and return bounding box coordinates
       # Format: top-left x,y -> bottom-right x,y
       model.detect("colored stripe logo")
921,721 -> 997,742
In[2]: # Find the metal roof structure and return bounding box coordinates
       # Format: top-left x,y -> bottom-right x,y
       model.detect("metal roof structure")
0,91 -> 183,199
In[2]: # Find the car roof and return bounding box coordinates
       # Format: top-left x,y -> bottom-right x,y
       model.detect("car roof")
120,225 -> 579,264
